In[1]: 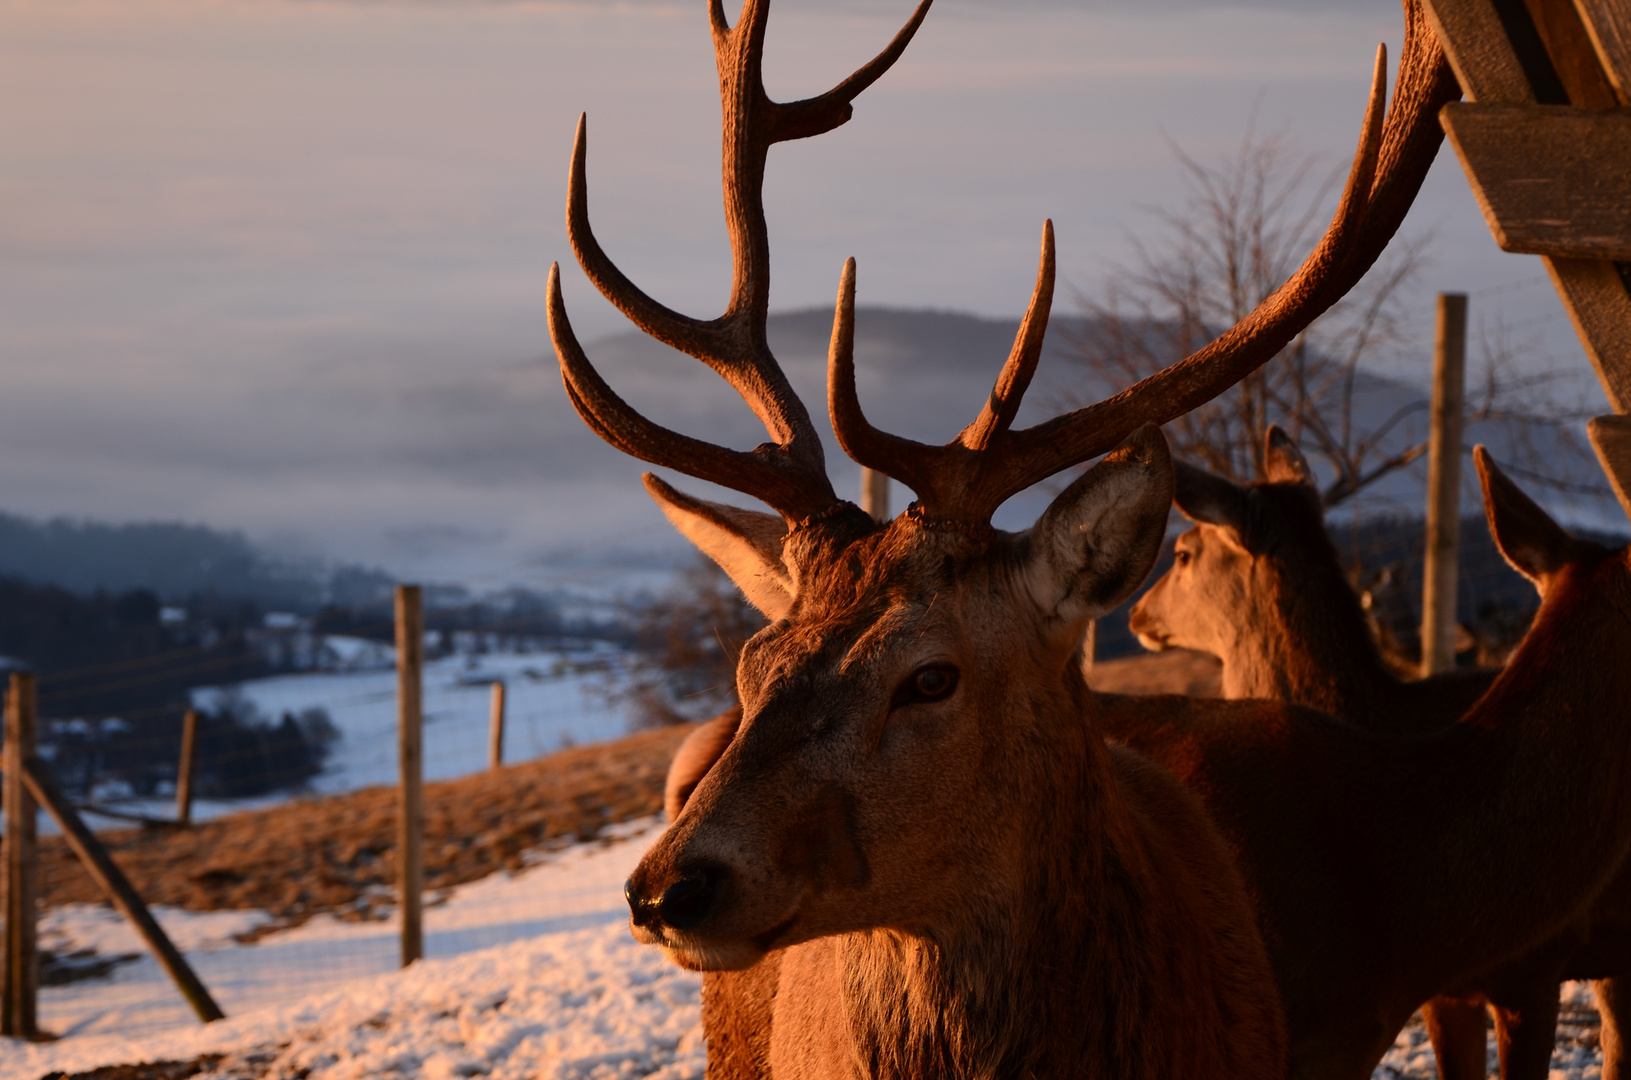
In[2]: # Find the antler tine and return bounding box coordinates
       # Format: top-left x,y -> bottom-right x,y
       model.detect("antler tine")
549,265 -> 838,523
828,258 -> 940,497
566,115 -> 730,366
961,220 -> 1056,451
972,4 -> 1457,513
827,0 -> 1455,526
556,0 -> 937,523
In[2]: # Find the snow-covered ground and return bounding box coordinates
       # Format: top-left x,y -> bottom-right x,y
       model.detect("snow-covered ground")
5,818 -> 703,1080
0,808 -> 1611,1080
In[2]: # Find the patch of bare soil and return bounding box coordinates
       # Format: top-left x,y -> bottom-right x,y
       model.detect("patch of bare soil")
1089,648 -> 1223,698
26,724 -> 694,926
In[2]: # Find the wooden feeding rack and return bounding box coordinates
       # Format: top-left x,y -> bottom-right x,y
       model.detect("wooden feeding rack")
1423,0 -> 1631,510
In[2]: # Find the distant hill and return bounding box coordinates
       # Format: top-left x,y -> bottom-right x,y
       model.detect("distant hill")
0,512 -> 393,610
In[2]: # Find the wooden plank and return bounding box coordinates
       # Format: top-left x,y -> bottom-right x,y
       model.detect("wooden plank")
4,673 -> 38,1039
1428,0 -> 1631,419
1574,0 -> 1631,100
1548,257 -> 1631,410
22,756 -> 224,1023
1422,294 -> 1469,677
1441,103 -> 1631,260
395,585 -> 424,968
1589,413 -> 1631,519
1425,0 -> 1541,102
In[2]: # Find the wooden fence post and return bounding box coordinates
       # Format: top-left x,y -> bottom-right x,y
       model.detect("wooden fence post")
22,757 -> 223,1023
1421,292 -> 1468,678
859,467 -> 889,523
4,672 -> 38,1039
488,681 -> 506,772
175,708 -> 198,826
395,585 -> 424,967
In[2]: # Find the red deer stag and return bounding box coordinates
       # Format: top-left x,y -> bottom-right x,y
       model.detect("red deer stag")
1127,434 -> 1631,1080
546,0 -> 1454,1075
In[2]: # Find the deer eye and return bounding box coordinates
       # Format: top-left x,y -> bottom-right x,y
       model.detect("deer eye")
891,664 -> 959,709
1174,549 -> 1192,567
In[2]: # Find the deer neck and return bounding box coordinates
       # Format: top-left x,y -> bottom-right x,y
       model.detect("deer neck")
831,677 -> 1228,1079
1219,555 -> 1393,718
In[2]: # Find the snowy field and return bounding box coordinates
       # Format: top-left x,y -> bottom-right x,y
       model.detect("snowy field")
0,806 -> 1611,1080
54,645 -> 642,833
195,647 -> 640,796
5,818 -> 704,1080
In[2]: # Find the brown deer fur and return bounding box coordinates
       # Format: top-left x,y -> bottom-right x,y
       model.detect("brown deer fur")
665,449 -> 1631,1080
1101,449 -> 1631,1079
1127,432 -> 1631,1080
1125,432 -> 1496,1079
638,432 -> 1288,1079
1126,429 -> 1495,731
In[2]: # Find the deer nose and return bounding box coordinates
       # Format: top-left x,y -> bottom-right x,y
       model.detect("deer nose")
624,867 -> 721,931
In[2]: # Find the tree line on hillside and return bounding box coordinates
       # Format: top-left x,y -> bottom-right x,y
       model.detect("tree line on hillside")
0,575 -> 336,801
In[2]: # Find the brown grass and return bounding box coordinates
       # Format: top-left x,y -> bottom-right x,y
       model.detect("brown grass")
29,724 -> 693,925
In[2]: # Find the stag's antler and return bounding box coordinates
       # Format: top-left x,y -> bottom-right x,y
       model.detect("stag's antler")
829,0 -> 1459,524
548,0 -> 934,526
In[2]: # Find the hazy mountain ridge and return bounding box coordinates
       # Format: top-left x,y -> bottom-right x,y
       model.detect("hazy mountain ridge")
1,307 -> 1618,603
0,512 -> 393,611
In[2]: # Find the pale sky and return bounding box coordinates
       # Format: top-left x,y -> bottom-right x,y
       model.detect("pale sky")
0,0 -> 1595,587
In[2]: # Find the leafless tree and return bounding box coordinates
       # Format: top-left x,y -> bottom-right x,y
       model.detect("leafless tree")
611,557 -> 766,729
1057,125 -> 1597,508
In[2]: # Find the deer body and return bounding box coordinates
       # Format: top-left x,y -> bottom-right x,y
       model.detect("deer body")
1105,450 -> 1631,1080
1127,435 -> 1631,1080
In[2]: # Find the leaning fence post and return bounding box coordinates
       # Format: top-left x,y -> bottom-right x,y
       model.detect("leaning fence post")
175,708 -> 198,826
488,681 -> 506,771
4,672 -> 38,1039
22,756 -> 222,1023
396,585 -> 424,967
1421,292 -> 1468,678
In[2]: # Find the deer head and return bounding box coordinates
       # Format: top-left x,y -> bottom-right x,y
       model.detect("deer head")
547,0 -> 1451,971
1128,426 -> 1335,664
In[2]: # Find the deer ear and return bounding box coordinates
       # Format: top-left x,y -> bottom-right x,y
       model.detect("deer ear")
1264,425 -> 1317,489
1024,425 -> 1175,626
1173,459 -> 1249,532
1475,447 -> 1574,592
643,474 -> 795,620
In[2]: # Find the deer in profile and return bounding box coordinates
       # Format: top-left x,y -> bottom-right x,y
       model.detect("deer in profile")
1128,436 -> 1631,1080
546,0 -> 1463,1075
1127,426 -> 1496,731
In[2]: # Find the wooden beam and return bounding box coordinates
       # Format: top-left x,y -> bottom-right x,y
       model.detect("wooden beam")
1425,0 -> 1540,102
1548,257 -> 1631,410
4,673 -> 38,1039
395,585 -> 424,968
487,680 -> 506,772
1573,0 -> 1631,101
1422,294 -> 1470,678
22,756 -> 224,1023
1524,0 -> 1621,105
175,708 -> 197,826
1441,103 -> 1631,261
1589,413 -> 1631,519
1427,0 -> 1631,417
